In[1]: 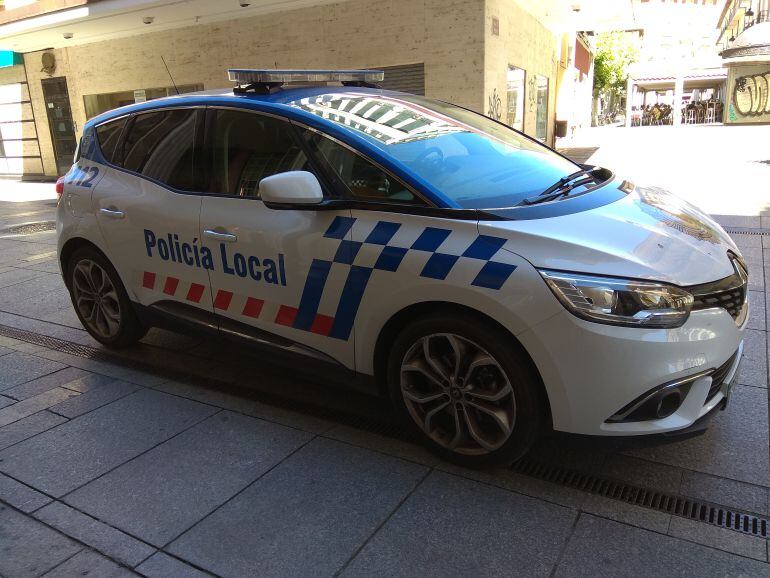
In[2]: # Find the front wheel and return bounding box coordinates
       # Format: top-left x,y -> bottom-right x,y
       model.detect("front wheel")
387,313 -> 546,467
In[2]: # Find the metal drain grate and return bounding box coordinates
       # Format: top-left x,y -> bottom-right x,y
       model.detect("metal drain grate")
512,458 -> 769,539
2,221 -> 56,235
1,322 -> 768,540
723,227 -> 770,237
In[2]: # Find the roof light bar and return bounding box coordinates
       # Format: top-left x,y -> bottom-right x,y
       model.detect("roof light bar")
227,69 -> 384,86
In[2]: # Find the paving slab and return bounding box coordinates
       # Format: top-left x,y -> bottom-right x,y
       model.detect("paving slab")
579,493 -> 671,534
342,470 -> 576,577
0,351 -> 67,392
48,379 -> 142,419
0,387 -> 80,427
0,410 -> 68,451
2,367 -> 95,401
554,514 -> 769,576
0,503 -> 82,577
0,389 -> 216,497
747,290 -> 765,331
599,454 -> 684,493
0,472 -> 52,512
625,385 -> 769,487
737,329 -> 767,389
680,470 -> 770,515
168,437 -> 427,577
35,501 -> 156,567
436,462 -> 588,509
668,516 -> 768,561
135,552 -> 212,578
42,549 -> 139,577
0,267 -> 48,289
66,411 -> 312,547
154,380 -> 335,435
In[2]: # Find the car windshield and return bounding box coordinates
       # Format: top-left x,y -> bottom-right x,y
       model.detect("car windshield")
287,91 -> 581,208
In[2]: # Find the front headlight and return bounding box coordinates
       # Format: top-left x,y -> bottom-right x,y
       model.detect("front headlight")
539,270 -> 693,328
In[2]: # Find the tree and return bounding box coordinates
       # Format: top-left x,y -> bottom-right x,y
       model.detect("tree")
592,31 -> 639,124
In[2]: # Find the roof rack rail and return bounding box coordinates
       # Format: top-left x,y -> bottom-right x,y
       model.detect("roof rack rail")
228,69 -> 384,94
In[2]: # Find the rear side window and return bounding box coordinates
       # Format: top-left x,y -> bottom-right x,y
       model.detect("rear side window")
95,118 -> 126,165
205,109 -> 308,198
121,109 -> 197,190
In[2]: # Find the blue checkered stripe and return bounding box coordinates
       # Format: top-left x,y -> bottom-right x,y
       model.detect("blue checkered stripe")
292,216 -> 517,341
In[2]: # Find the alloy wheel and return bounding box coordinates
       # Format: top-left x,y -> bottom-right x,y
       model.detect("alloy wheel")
400,333 -> 516,455
71,259 -> 122,339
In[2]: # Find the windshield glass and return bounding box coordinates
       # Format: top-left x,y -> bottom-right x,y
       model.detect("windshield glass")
287,91 -> 580,208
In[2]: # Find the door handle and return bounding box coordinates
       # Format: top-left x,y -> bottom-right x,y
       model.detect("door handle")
203,229 -> 237,243
99,207 -> 125,219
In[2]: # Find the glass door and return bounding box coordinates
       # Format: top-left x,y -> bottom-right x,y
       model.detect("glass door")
506,66 -> 526,132
41,77 -> 77,175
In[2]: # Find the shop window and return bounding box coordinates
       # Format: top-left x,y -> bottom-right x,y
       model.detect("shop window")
121,108 -> 197,190
535,75 -> 549,141
83,84 -> 203,119
506,66 -> 525,132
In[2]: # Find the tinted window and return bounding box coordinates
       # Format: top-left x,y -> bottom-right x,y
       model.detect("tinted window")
286,92 -> 580,208
121,109 -> 197,190
207,110 -> 308,198
95,118 -> 125,165
302,129 -> 424,205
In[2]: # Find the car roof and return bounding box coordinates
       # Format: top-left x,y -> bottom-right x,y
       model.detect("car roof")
84,85 -> 409,128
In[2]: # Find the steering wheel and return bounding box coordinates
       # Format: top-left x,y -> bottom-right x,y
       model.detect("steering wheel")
414,147 -> 444,173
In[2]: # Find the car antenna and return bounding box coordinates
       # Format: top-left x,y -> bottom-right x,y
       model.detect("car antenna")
161,55 -> 180,95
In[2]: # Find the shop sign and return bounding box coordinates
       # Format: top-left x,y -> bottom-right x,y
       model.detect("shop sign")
133,89 -> 147,103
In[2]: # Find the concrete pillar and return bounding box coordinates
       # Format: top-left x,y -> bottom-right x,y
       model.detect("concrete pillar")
625,77 -> 634,127
673,75 -> 684,126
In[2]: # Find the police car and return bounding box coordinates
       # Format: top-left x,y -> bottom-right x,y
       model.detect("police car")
56,69 -> 748,466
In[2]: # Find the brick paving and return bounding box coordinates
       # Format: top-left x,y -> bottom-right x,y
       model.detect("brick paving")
0,187 -> 767,576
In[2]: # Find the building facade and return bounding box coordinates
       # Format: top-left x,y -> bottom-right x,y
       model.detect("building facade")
717,0 -> 770,124
0,0 -> 583,179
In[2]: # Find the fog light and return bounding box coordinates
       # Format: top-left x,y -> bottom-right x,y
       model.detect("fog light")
655,390 -> 682,419
607,371 -> 710,423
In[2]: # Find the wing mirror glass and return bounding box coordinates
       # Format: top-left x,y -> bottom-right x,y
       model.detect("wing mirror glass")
260,171 -> 324,207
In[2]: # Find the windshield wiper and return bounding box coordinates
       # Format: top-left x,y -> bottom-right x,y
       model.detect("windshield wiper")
519,167 -> 598,206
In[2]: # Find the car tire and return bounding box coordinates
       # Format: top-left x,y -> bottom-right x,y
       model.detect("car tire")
387,311 -> 545,467
66,246 -> 147,348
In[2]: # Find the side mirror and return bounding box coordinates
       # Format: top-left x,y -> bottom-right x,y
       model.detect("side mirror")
260,171 -> 323,207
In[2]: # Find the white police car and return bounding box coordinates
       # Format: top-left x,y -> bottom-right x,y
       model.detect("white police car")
56,69 -> 748,466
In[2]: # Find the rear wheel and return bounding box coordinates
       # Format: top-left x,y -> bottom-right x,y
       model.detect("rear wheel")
66,246 -> 146,348
387,312 -> 545,467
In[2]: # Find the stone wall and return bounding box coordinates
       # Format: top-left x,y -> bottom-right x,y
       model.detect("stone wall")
21,0 -> 560,176
484,0 -> 560,144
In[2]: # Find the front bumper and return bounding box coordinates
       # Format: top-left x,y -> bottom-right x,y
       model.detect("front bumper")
518,306 -> 745,436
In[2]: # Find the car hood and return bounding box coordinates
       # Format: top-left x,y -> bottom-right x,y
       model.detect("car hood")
480,186 -> 740,286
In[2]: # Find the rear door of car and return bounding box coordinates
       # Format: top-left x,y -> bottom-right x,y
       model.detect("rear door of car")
91,106 -> 215,326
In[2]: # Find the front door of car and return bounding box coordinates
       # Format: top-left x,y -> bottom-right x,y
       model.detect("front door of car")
92,108 -> 215,325
198,108 -> 356,369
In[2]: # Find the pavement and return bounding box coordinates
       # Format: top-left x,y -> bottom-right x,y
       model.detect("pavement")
0,129 -> 768,576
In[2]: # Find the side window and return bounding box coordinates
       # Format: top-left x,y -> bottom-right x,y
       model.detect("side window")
121,109 -> 197,190
301,129 -> 426,205
206,109 -> 308,198
95,118 -> 126,165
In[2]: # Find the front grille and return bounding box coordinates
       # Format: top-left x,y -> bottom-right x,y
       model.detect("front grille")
705,350 -> 738,402
688,256 -> 748,324
691,285 -> 746,321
